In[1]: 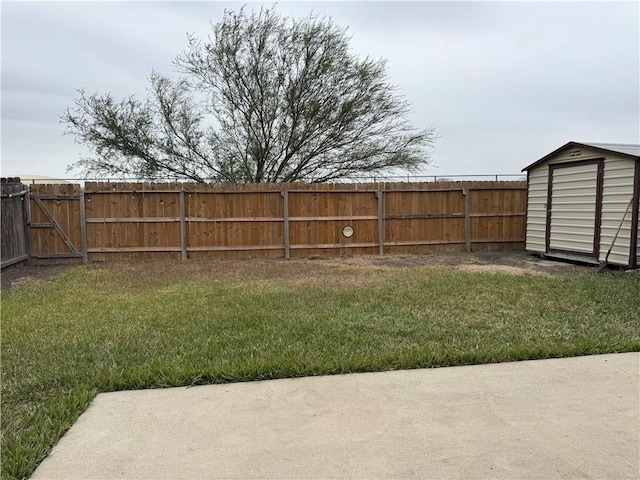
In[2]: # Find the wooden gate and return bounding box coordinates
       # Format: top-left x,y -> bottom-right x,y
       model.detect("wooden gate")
29,184 -> 84,265
1,178 -> 30,268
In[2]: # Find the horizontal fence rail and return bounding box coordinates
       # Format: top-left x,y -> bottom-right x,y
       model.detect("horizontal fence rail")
27,181 -> 527,264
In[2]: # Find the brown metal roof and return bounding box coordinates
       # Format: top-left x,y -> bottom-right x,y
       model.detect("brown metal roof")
522,141 -> 640,172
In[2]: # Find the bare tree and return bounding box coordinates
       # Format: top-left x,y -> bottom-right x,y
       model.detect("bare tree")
63,7 -> 436,183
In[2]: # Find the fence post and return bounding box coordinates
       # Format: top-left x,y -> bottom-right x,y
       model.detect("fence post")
375,190 -> 384,255
464,189 -> 471,252
281,190 -> 290,259
179,191 -> 187,261
22,187 -> 32,265
79,191 -> 88,264
26,185 -> 32,265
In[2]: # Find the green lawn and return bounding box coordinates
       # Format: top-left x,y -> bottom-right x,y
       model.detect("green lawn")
2,257 -> 639,479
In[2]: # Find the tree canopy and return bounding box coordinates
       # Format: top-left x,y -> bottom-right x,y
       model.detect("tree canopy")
63,7 -> 436,183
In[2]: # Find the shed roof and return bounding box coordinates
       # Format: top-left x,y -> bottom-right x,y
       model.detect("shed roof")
522,141 -> 640,172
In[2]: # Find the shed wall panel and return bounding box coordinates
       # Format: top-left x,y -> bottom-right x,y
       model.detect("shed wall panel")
525,168 -> 547,252
598,158 -> 635,266
635,161 -> 640,268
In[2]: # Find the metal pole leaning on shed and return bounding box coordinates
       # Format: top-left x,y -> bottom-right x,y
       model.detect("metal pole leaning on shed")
376,190 -> 384,255
463,189 -> 471,253
79,191 -> 88,264
281,190 -> 290,259
179,191 -> 187,261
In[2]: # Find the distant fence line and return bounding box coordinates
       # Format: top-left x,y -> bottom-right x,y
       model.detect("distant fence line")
17,174 -> 526,185
24,180 -> 527,264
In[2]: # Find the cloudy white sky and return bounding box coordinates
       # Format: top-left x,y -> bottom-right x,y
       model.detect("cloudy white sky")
1,1 -> 639,181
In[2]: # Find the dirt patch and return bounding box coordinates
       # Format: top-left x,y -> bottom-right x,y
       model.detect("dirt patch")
1,264 -> 77,292
1,252 -> 590,292
371,251 -> 587,276
457,264 -> 545,276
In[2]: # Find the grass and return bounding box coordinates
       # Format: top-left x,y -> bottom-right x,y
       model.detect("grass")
2,256 -> 639,479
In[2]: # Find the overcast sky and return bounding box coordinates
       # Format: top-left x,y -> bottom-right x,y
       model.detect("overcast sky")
1,1 -> 639,181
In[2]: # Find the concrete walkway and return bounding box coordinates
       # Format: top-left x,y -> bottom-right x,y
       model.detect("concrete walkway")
32,353 -> 639,479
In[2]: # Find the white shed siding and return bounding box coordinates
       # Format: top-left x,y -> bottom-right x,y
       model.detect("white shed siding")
598,157 -> 635,266
525,143 -> 639,267
524,149 -> 603,254
525,168 -> 547,252
547,148 -> 604,166
548,163 -> 598,254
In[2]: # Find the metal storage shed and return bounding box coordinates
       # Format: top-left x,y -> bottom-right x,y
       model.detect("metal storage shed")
522,141 -> 639,268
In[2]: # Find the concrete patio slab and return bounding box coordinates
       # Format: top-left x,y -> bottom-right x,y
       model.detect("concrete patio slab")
32,353 -> 639,479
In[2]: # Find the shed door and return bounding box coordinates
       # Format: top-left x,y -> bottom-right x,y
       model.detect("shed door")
546,160 -> 603,258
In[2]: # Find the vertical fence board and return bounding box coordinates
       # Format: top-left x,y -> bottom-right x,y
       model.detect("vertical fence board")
282,190 -> 290,259
464,189 -> 471,252
376,191 -> 384,255
80,192 -> 87,263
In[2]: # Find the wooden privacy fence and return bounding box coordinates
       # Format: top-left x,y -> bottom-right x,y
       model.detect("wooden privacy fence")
27,181 -> 527,263
1,178 -> 30,268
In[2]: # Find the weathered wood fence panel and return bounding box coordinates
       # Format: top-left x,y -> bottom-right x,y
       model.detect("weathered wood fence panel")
28,184 -> 83,265
1,178 -> 29,268
384,189 -> 466,254
27,181 -> 527,263
469,187 -> 528,250
288,190 -> 379,257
